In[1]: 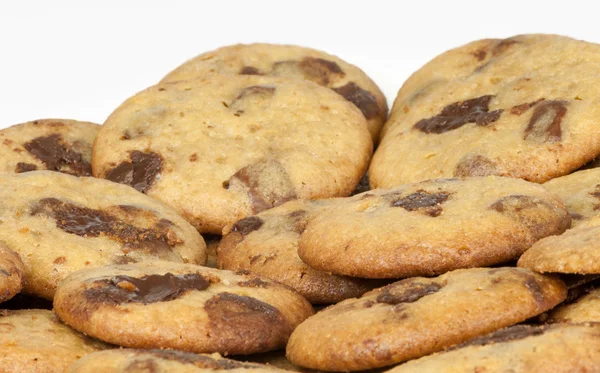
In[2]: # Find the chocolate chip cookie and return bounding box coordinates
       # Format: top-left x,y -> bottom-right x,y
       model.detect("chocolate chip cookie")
0,243 -> 25,304
298,177 -> 570,278
0,309 -> 109,372
386,323 -> 600,373
0,119 -> 98,176
0,171 -> 206,299
286,267 -> 566,371
69,349 -> 290,373
54,261 -> 314,355
160,43 -> 387,142
371,34 -> 600,187
543,168 -> 600,224
548,284 -> 600,323
218,199 -> 380,304
93,75 -> 372,234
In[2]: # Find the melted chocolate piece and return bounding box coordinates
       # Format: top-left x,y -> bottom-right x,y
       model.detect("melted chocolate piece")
472,49 -> 487,61
85,273 -> 211,304
14,162 -> 38,173
510,99 -> 545,115
376,279 -> 442,305
524,100 -> 567,143
30,198 -> 181,256
454,155 -> 498,177
298,57 -> 345,85
239,66 -> 262,75
390,190 -> 450,217
105,151 -> 163,193
523,276 -> 545,304
23,134 -> 91,176
414,95 -> 503,134
333,82 -> 381,120
232,216 -> 264,236
286,209 -> 309,234
449,324 -> 548,351
492,38 -> 519,57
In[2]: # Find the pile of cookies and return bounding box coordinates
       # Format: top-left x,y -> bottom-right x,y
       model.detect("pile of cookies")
2,34 -> 600,372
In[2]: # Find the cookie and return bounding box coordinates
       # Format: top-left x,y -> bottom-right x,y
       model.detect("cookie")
0,171 -> 206,299
543,168 -> 600,224
0,119 -> 98,176
386,323 -> 600,373
218,199 -> 380,304
0,243 -> 24,304
548,285 -> 600,323
518,216 -> 600,274
244,350 -> 321,373
286,267 -> 566,371
54,260 -> 314,355
69,349 -> 289,373
370,34 -> 600,187
160,43 -> 387,142
93,75 -> 372,234
298,177 -> 570,279
0,309 -> 109,372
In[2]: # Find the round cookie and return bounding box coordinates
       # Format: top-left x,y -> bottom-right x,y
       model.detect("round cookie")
298,177 -> 570,279
244,350 -> 322,373
385,323 -> 600,373
0,243 -> 24,304
286,267 -> 566,371
548,286 -> 600,323
518,216 -> 600,275
0,171 -> 206,300
0,119 -> 98,176
371,34 -> 600,187
93,75 -> 372,234
0,309 -> 109,373
54,261 -> 314,355
69,349 -> 290,373
218,199 -> 381,304
160,43 -> 387,142
543,168 -> 600,224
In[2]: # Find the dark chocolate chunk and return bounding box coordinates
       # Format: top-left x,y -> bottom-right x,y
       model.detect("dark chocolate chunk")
232,216 -> 264,236
333,82 -> 381,120
524,100 -> 567,143
523,276 -> 545,304
390,190 -> 451,217
510,99 -> 545,115
414,95 -> 503,134
239,66 -> 262,75
454,155 -> 498,177
14,162 -> 38,173
23,134 -> 91,176
298,57 -> 345,85
377,279 -> 442,305
104,151 -> 163,193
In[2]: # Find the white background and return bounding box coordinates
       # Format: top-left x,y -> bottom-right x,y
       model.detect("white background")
0,0 -> 598,129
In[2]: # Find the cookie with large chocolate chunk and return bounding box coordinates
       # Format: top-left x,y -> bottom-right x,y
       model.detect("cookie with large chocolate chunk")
0,242 -> 25,304
371,34 -> 600,187
298,177 -> 569,278
0,309 -> 109,372
286,267 -> 566,371
54,261 -> 314,355
69,349 -> 290,373
548,285 -> 600,323
0,171 -> 206,299
160,43 -> 387,142
518,216 -> 600,275
543,168 -> 600,225
0,119 -> 98,176
386,323 -> 600,373
218,199 -> 380,304
93,75 -> 372,234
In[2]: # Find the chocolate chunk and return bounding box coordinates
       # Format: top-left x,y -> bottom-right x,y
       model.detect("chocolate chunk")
30,198 -> 182,257
23,134 -> 91,176
229,85 -> 276,116
449,324 -> 549,351
414,95 -> 503,134
14,162 -> 38,173
524,100 -> 567,143
510,99 -> 545,115
232,216 -> 264,236
286,209 -> 309,234
146,349 -> 249,369
376,279 -> 442,305
523,276 -> 545,304
351,173 -> 371,195
472,49 -> 487,61
239,66 -> 262,75
454,155 -> 498,177
227,159 -> 297,213
333,82 -> 381,120
105,151 -> 163,193
84,273 -> 211,305
390,190 -> 451,217
298,57 -> 345,85
238,278 -> 270,288
492,38 -> 519,57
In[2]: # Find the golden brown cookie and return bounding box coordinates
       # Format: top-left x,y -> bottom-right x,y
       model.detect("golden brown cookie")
0,119 -> 98,176
0,171 -> 206,300
54,261 -> 314,355
160,43 -> 387,142
371,34 -> 600,187
548,285 -> 600,323
69,349 -> 290,373
0,309 -> 109,373
286,267 -> 566,371
0,243 -> 25,304
93,75 -> 372,234
218,199 -> 380,304
386,323 -> 600,373
543,168 -> 600,225
298,177 -> 570,278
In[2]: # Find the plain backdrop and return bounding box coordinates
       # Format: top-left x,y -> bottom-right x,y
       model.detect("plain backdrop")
1,0 -> 598,129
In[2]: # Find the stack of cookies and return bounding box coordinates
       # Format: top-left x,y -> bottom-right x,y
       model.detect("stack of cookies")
2,35 -> 600,373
